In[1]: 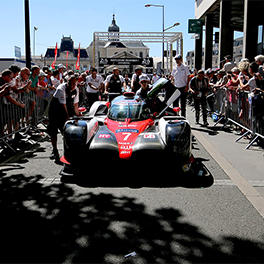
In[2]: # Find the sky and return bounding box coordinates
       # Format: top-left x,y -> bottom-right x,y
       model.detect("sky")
0,0 -> 196,59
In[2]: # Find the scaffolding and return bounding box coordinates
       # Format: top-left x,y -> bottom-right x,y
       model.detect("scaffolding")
92,31 -> 183,73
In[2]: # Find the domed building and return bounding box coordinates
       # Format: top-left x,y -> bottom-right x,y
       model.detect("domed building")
108,14 -> 120,41
43,36 -> 89,70
87,14 -> 153,75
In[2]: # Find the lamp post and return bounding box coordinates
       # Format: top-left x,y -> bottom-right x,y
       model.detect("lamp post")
164,22 -> 180,73
33,26 -> 38,59
145,4 -> 165,71
24,0 -> 31,69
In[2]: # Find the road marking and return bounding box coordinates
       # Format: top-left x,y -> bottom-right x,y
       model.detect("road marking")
192,129 -> 264,219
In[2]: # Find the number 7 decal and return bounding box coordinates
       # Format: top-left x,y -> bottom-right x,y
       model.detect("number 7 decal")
123,132 -> 131,141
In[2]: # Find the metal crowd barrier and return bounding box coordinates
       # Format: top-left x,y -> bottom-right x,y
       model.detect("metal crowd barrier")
211,86 -> 264,149
0,91 -> 50,153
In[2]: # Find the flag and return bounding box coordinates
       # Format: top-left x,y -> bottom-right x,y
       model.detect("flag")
75,43 -> 80,71
66,51 -> 69,70
51,42 -> 58,69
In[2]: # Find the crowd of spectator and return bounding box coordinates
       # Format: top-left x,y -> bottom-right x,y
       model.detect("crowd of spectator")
0,53 -> 264,158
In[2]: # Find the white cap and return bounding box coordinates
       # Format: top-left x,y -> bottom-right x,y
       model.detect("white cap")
58,64 -> 66,69
39,70 -> 47,77
139,74 -> 150,83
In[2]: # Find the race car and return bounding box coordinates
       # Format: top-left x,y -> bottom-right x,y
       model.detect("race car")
60,78 -> 210,181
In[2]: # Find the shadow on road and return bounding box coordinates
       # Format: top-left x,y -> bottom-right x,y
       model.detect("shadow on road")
0,174 -> 263,264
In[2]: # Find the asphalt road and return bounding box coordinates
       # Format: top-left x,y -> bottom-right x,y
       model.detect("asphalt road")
1,113 -> 264,264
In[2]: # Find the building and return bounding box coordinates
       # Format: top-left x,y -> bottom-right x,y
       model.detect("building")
87,15 -> 153,75
194,0 -> 264,70
186,36 -> 243,70
38,36 -> 89,70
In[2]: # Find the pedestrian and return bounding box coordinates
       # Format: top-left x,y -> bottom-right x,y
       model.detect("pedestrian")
124,74 -> 131,91
47,75 -> 80,162
222,55 -> 236,73
189,70 -> 210,126
105,67 -> 125,102
86,68 -> 104,109
168,54 -> 189,117
131,67 -> 142,93
151,72 -> 160,84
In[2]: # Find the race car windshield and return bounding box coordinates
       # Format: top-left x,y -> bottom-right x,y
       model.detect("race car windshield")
108,102 -> 151,121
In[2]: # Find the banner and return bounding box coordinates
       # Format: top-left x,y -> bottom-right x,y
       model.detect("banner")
14,46 -> 21,58
66,51 -> 69,70
51,42 -> 58,69
75,43 -> 80,70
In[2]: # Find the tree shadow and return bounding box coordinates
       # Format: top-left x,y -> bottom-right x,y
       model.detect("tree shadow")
0,174 -> 263,264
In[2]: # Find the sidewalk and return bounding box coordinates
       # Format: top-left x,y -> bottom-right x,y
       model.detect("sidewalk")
186,106 -> 264,198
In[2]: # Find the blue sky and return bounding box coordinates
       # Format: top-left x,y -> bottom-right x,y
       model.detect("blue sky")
1,0 -> 196,59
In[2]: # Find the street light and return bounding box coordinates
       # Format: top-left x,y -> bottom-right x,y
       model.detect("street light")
145,3 -> 165,71
33,26 -> 38,58
164,22 -> 180,32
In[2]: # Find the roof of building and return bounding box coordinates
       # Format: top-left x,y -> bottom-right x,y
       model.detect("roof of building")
108,14 -> 120,32
44,36 -> 88,58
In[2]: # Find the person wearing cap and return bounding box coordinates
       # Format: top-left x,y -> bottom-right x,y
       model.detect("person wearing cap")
47,75 -> 80,162
189,70 -> 210,126
105,67 -> 125,102
57,64 -> 66,83
131,67 -> 142,93
136,74 -> 151,99
151,72 -> 160,84
169,54 -> 190,117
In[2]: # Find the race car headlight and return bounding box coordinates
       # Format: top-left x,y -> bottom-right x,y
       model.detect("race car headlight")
64,125 -> 87,147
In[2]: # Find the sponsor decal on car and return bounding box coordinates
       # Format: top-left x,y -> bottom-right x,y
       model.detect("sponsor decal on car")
115,129 -> 139,133
98,134 -> 111,138
143,133 -> 156,139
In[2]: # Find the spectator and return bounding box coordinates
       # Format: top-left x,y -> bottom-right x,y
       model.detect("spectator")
44,69 -> 56,97
57,64 -> 66,83
189,70 -> 210,126
225,67 -> 240,90
213,70 -> 228,91
223,55 -> 236,73
77,72 -> 87,106
47,75 -> 80,162
239,62 -> 259,92
29,65 -> 40,92
131,67 -> 142,93
124,74 -> 131,91
255,55 -> 264,78
151,72 -> 160,84
86,68 -> 104,109
169,54 -> 189,117
51,70 -> 61,89
0,70 -> 13,136
2,69 -> 26,138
